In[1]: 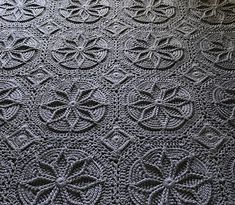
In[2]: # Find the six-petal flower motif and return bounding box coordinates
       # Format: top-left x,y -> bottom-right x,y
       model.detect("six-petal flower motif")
51,33 -> 108,69
0,0 -> 46,22
127,81 -> 193,130
124,0 -> 176,24
39,81 -> 107,132
19,148 -> 103,205
0,30 -> 38,70
59,0 -> 110,23
0,80 -> 22,126
189,0 -> 235,24
129,148 -> 212,205
213,80 -> 235,127
124,33 -> 184,70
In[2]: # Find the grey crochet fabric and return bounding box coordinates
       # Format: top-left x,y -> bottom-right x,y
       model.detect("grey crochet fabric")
0,0 -> 235,204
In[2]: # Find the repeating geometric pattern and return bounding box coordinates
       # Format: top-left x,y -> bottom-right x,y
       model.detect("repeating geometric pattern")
39,80 -> 108,132
59,0 -> 110,24
0,0 -> 46,22
19,148 -> 103,205
124,0 -> 176,24
129,148 -> 212,205
126,80 -> 193,130
0,30 -> 38,70
124,33 -> 184,70
199,31 -> 235,70
189,0 -> 235,24
213,80 -> 235,126
51,32 -> 109,69
0,80 -> 23,126
0,0 -> 234,204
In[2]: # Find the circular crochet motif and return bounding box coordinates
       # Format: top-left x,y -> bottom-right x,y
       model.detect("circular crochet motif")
0,0 -> 46,22
0,80 -> 22,126
200,32 -> 235,70
189,0 -> 235,24
124,33 -> 184,70
213,80 -> 235,127
19,148 -> 103,205
129,148 -> 212,205
127,80 -> 193,130
59,0 -> 110,23
124,0 -> 176,24
51,33 -> 108,69
0,30 -> 38,70
39,81 -> 107,132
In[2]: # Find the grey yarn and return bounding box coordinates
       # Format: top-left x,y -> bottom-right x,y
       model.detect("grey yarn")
0,0 -> 235,204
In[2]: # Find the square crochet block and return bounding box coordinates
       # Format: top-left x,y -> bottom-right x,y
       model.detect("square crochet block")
0,0 -> 235,204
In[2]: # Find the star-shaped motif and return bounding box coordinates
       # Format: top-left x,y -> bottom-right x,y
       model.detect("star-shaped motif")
129,148 -> 212,205
0,30 -> 38,69
124,33 -> 184,70
0,0 -> 46,22
127,81 -> 193,130
0,80 -> 22,126
39,81 -> 107,132
124,0 -> 176,24
52,33 -> 108,69
213,80 -> 235,127
20,148 -> 103,205
59,0 -> 110,23
189,0 -> 235,24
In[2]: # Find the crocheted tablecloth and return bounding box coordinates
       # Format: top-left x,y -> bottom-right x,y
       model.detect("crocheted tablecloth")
0,0 -> 235,204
